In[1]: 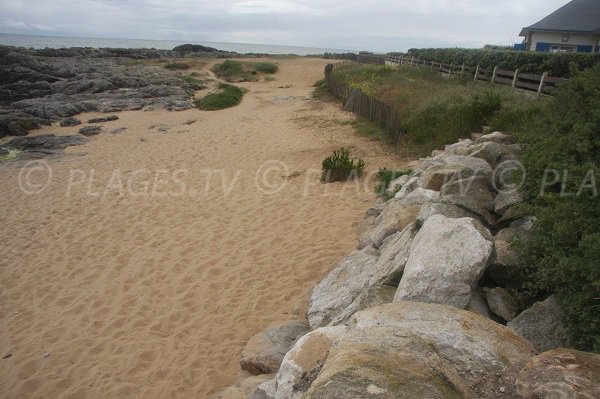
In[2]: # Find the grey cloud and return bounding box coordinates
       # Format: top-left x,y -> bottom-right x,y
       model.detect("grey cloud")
0,0 -> 570,51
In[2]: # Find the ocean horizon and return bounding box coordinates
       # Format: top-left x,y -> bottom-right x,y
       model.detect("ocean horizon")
0,32 -> 356,56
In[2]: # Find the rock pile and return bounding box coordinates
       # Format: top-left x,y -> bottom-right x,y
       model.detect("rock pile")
210,132 -> 599,398
0,45 -> 204,138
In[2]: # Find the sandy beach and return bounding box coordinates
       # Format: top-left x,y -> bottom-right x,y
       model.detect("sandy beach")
0,57 -> 403,398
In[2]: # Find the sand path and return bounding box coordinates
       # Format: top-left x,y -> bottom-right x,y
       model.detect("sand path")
0,57 -> 404,398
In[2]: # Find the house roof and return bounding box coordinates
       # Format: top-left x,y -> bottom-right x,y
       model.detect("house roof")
520,0 -> 600,36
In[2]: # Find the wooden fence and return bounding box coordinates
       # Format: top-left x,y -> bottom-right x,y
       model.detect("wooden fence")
384,55 -> 568,96
325,63 -> 402,144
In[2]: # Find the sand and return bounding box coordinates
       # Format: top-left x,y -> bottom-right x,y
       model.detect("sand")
0,57 -> 405,398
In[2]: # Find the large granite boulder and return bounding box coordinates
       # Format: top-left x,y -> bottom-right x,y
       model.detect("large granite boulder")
421,154 -> 493,180
274,326 -> 347,399
440,175 -> 495,223
351,303 -> 535,374
467,141 -> 519,168
309,224 -> 418,329
240,320 -> 309,375
416,202 -> 480,225
474,131 -> 515,145
483,287 -> 520,321
253,378 -> 276,399
308,248 -> 379,328
358,200 -> 419,249
385,174 -> 411,196
508,296 -> 570,352
494,190 -> 523,215
516,349 -> 600,398
371,223 -> 418,286
394,215 -> 494,308
400,187 -> 440,205
302,302 -> 535,398
209,374 -> 274,399
303,327 -> 475,399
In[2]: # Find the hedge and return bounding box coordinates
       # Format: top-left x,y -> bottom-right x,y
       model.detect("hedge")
406,48 -> 600,78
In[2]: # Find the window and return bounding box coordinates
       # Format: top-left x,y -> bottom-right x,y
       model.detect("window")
550,44 -> 576,53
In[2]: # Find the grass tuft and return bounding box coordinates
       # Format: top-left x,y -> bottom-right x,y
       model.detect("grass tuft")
194,83 -> 245,110
321,147 -> 365,182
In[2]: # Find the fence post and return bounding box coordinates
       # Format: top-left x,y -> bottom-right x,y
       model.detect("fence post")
450,62 -> 453,76
461,64 -> 465,75
410,56 -> 414,67
537,72 -> 548,97
491,66 -> 499,84
512,68 -> 520,89
431,60 -> 434,69
474,64 -> 480,81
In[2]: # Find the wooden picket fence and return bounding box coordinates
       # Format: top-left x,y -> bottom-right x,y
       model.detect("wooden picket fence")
384,55 -> 568,96
325,63 -> 402,144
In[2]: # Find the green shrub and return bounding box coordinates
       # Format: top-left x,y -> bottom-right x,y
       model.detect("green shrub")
211,60 -> 244,80
254,62 -> 278,73
375,168 -> 413,199
516,64 -> 600,352
164,62 -> 191,70
211,60 -> 278,82
406,48 -> 600,77
321,147 -> 365,182
194,83 -> 244,110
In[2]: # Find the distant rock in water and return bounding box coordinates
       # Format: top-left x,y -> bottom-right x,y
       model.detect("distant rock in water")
172,44 -> 221,54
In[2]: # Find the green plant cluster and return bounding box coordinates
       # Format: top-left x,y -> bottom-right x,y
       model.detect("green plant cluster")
211,60 -> 278,82
194,83 -> 245,110
405,48 -> 600,78
514,64 -> 600,352
321,147 -> 365,182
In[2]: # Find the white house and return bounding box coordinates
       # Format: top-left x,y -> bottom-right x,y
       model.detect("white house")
519,0 -> 600,53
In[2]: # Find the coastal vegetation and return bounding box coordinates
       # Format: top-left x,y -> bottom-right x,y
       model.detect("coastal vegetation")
321,147 -> 365,182
406,47 -> 600,78
194,83 -> 245,110
211,60 -> 278,82
514,64 -> 600,352
330,63 -> 543,155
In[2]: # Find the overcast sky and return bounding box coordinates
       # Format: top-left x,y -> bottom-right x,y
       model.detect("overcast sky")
0,0 -> 569,51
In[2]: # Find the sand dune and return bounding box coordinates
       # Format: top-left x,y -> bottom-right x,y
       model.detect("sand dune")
0,57 -> 403,398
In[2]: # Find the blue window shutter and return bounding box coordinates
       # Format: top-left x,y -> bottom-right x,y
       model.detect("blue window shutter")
576,45 -> 593,53
536,42 -> 550,52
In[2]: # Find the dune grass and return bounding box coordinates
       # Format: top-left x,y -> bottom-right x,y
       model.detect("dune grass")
331,64 -> 545,155
211,60 -> 278,82
194,83 -> 245,110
